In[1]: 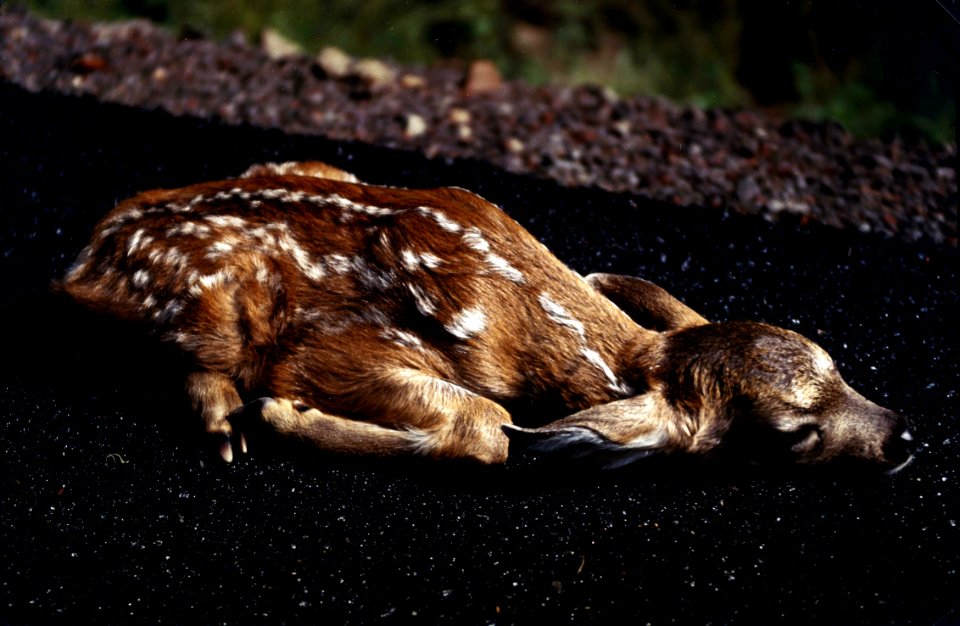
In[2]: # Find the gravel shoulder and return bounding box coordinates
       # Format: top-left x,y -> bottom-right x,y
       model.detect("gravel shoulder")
1,7 -> 956,246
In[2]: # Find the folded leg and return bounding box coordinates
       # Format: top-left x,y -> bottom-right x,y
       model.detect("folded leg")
255,368 -> 513,464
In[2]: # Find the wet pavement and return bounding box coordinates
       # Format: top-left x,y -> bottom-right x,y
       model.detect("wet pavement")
1,84 -> 958,624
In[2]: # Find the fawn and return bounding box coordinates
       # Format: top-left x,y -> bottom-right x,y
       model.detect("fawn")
60,161 -> 915,472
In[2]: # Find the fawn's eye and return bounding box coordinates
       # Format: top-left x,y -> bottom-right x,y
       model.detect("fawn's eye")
788,424 -> 822,453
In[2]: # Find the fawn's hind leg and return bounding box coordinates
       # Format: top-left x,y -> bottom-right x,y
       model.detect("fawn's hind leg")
253,398 -> 424,458
258,368 -> 513,463
186,371 -> 247,462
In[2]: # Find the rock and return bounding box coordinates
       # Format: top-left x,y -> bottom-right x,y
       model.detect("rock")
505,137 -> 525,154
464,59 -> 502,96
261,28 -> 301,60
316,46 -> 352,78
405,113 -> 427,139
354,58 -> 395,89
400,73 -> 425,89
448,108 -> 471,125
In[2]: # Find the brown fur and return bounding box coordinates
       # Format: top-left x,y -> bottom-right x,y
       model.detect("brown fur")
59,161 -> 915,471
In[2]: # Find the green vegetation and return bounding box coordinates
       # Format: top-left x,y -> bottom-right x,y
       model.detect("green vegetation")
17,0 -> 955,144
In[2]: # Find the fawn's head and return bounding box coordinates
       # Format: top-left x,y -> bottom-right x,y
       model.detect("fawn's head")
656,320 -> 914,470
506,274 -> 915,473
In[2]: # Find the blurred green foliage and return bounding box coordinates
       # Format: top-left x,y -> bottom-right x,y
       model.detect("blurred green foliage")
18,0 -> 956,144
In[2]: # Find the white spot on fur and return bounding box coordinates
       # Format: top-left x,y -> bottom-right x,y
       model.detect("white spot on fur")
206,240 -> 235,259
166,221 -> 212,238
277,232 -> 325,282
260,189 -> 285,200
189,269 -> 233,296
253,257 -> 272,284
446,307 -> 487,340
313,193 -> 393,217
582,347 -> 632,395
381,328 -> 424,350
326,254 -> 354,274
485,253 -> 524,283
126,228 -> 148,256
401,249 -> 419,271
419,252 -> 443,269
539,293 -> 585,338
186,194 -> 206,210
147,248 -> 163,265
463,227 -> 523,284
408,284 -> 437,316
132,269 -> 150,288
96,225 -> 119,241
171,331 -> 204,351
104,207 -> 144,228
401,249 -> 444,271
162,247 -> 188,271
205,215 -> 248,229
462,227 -> 490,252
417,206 -> 462,232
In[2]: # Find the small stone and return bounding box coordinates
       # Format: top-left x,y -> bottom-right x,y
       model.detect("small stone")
405,113 -> 427,138
505,137 -> 525,154
612,120 -> 631,137
261,28 -> 301,60
400,73 -> 425,89
457,124 -> 473,141
317,46 -> 352,78
151,67 -> 168,83
70,52 -> 107,74
355,58 -> 395,88
464,59 -> 502,96
448,108 -> 471,125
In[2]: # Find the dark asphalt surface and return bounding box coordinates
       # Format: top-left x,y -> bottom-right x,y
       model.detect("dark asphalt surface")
1,83 -> 958,625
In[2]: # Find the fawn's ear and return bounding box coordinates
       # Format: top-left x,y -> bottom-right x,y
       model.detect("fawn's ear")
503,393 -> 682,468
586,273 -> 708,332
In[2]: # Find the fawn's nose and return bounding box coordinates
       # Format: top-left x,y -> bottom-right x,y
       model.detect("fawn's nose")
882,416 -> 916,473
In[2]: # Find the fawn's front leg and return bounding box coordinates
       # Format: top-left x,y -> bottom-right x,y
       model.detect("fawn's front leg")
257,368 -> 513,464
186,371 -> 247,462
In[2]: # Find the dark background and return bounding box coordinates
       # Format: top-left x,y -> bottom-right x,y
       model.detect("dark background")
1,83 -> 958,624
